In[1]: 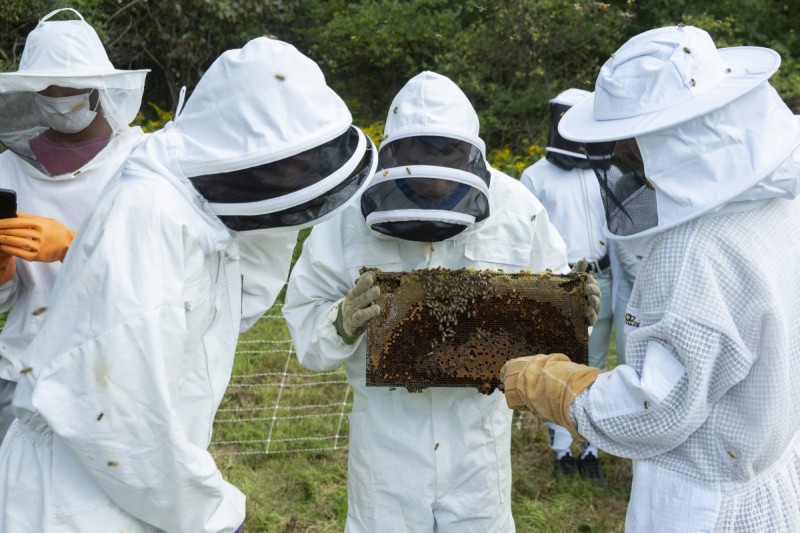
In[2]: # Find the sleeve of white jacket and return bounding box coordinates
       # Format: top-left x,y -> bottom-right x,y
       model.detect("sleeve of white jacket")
237,230 -> 298,332
519,165 -> 538,197
283,224 -> 361,372
24,183 -> 244,533
570,238 -> 758,459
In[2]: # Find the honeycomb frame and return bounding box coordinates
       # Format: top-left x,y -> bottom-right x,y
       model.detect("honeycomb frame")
365,268 -> 590,394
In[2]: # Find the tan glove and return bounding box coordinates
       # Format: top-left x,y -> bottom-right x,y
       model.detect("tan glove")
570,259 -> 601,326
0,212 -> 76,262
500,353 -> 602,439
0,251 -> 14,284
334,271 -> 381,344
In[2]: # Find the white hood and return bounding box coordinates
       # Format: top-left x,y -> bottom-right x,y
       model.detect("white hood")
124,37 -> 375,240
383,71 -> 485,154
619,82 -> 800,250
172,39 -> 352,176
0,8 -> 148,129
362,71 -> 491,242
557,25 -> 800,250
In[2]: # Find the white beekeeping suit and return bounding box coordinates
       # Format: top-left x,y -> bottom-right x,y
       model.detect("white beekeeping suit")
520,88 -> 613,480
502,25 -> 800,532
0,8 -> 148,441
0,37 -> 376,533
284,71 -> 568,532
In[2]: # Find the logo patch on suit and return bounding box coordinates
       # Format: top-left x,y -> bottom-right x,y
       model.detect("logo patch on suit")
625,311 -> 639,328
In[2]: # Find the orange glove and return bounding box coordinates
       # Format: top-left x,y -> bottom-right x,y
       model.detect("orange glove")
0,212 -> 76,262
0,251 -> 14,284
500,353 -> 602,439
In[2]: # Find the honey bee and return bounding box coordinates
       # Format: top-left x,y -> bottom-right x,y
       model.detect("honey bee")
20,367 -> 32,374
274,74 -> 286,81
107,460 -> 119,467
32,307 -> 47,316
97,412 -> 104,421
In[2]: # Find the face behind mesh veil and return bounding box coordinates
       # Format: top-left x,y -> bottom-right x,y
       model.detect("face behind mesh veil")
361,135 -> 491,242
586,139 -> 658,237
0,8 -> 147,177
192,126 -> 377,232
362,72 -> 491,242
546,102 -> 594,171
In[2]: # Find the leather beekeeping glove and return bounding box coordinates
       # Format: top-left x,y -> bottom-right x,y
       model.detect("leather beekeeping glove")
500,353 -> 602,439
0,251 -> 14,284
570,258 -> 601,326
334,270 -> 381,344
0,212 -> 76,263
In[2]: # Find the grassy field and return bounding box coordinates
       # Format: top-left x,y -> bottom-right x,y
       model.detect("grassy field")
211,305 -> 631,532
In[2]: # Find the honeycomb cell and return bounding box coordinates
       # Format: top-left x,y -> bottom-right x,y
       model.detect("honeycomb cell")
364,267 -> 590,394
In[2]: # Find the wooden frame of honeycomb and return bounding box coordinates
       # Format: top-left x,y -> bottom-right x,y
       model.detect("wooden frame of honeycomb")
365,268 -> 590,394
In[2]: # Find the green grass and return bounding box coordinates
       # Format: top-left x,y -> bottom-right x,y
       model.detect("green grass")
211,306 -> 631,532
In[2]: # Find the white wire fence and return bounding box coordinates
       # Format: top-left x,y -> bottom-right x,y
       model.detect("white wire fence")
210,307 -> 543,457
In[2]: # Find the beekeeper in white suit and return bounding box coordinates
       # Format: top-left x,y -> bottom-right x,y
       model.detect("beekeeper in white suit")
284,71 -> 600,532
520,88 -> 614,481
0,37 -> 376,533
501,25 -> 800,531
0,8 -> 147,442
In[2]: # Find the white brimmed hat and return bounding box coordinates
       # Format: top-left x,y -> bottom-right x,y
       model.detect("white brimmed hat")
0,8 -> 148,92
559,25 -> 780,142
550,88 -> 591,107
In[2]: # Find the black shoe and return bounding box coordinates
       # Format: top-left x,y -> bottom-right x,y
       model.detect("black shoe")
578,452 -> 607,487
554,453 -> 578,478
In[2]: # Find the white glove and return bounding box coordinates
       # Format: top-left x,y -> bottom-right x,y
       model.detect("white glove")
570,259 -> 601,326
334,271 -> 381,344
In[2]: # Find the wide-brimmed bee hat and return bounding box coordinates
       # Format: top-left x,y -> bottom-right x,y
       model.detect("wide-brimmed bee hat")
559,25 -> 781,142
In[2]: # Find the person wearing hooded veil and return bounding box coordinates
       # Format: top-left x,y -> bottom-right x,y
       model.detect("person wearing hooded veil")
283,71 -> 600,532
0,36 -> 377,533
501,25 -> 800,532
0,8 -> 148,443
520,88 -> 614,481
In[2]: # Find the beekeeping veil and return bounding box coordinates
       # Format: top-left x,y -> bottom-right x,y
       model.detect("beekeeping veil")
125,36 -> 376,235
0,8 -> 148,177
546,88 -> 613,171
559,25 -> 800,250
361,71 -> 491,242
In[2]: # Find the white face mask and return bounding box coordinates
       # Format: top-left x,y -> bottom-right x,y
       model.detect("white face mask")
34,91 -> 98,134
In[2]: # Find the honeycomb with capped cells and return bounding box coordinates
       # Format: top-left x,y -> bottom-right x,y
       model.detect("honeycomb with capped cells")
364,267 -> 590,394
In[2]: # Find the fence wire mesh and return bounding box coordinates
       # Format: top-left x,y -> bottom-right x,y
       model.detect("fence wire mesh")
210,307 -> 545,457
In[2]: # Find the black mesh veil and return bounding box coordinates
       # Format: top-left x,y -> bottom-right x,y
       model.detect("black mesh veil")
190,126 -> 375,232
361,135 -> 491,242
586,142 -> 658,236
546,102 -> 593,171
0,88 -> 133,177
